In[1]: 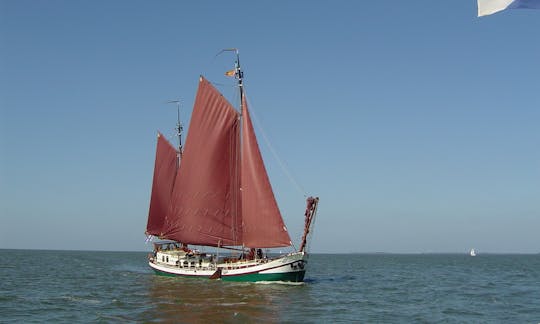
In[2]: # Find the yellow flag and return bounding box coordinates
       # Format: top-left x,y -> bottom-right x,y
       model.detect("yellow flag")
224,69 -> 235,77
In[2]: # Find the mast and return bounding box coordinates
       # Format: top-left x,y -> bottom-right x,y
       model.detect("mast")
220,48 -> 244,112
233,49 -> 243,247
167,100 -> 183,162
235,50 -> 244,248
234,50 -> 244,112
220,48 -> 244,247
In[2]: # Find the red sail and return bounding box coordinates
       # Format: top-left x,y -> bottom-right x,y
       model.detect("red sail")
146,133 -> 178,236
241,97 -> 291,247
162,77 -> 242,246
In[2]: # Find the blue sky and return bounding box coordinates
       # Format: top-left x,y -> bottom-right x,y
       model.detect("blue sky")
1,1 -> 538,253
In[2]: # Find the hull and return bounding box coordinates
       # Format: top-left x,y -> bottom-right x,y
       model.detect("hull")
149,251 -> 307,282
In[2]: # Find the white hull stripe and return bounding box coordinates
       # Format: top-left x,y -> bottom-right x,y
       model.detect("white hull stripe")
149,253 -> 306,277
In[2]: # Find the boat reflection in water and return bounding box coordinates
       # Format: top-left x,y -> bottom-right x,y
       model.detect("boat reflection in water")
143,276 -> 306,322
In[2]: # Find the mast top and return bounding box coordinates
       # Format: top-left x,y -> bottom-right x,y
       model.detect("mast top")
218,48 -> 244,104
166,99 -> 183,158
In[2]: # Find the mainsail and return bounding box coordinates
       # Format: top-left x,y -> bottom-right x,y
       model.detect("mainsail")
150,76 -> 291,248
146,133 -> 178,236
164,77 -> 241,246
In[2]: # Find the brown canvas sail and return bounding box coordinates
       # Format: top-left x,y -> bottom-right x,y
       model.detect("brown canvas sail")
146,133 -> 178,236
150,75 -> 292,248
240,97 -> 291,247
162,77 -> 242,246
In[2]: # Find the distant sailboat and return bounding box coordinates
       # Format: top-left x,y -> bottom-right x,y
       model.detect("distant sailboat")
145,50 -> 319,282
470,248 -> 476,257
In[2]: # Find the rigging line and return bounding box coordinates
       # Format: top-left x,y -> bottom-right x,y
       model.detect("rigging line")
244,94 -> 307,198
290,239 -> 298,252
209,81 -> 235,89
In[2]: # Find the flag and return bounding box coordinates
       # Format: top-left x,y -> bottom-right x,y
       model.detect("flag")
478,0 -> 540,16
225,69 -> 236,77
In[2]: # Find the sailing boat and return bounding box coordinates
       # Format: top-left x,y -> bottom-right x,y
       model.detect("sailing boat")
470,248 -> 476,257
145,50 -> 319,282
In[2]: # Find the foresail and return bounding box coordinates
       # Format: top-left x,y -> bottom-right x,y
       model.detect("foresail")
162,77 -> 242,246
146,133 -> 178,236
241,97 -> 292,248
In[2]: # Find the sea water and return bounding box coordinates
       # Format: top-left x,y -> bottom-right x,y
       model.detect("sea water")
1,250 -> 539,323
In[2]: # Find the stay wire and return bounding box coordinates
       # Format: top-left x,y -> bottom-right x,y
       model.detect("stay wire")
243,93 -> 307,198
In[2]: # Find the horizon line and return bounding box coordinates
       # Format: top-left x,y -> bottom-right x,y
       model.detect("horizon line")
1,248 -> 538,255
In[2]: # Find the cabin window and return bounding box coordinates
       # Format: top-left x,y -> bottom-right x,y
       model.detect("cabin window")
166,256 -> 169,262
162,256 -> 165,262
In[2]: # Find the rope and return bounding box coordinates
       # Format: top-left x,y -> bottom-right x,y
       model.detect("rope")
244,94 -> 307,198
208,77 -> 308,198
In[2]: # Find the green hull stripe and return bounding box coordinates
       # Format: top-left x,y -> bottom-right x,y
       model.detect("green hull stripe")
152,268 -> 305,282
221,271 -> 305,282
152,269 -> 209,279
153,269 -> 185,278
